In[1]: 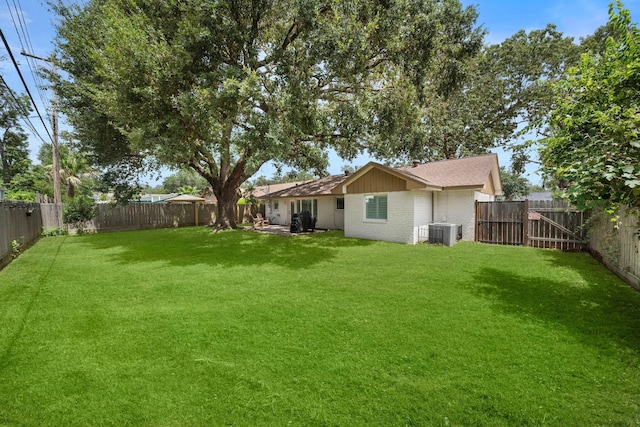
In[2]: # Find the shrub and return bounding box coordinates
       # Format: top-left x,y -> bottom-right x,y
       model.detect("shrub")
62,196 -> 97,234
41,227 -> 68,237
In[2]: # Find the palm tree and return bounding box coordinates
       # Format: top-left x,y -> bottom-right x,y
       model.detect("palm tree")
40,144 -> 96,199
59,151 -> 96,198
177,185 -> 199,196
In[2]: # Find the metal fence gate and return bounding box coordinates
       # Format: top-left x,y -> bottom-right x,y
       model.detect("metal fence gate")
475,200 -> 588,250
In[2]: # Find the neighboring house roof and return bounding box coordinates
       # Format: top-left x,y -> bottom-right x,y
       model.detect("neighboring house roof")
262,174 -> 349,199
252,182 -> 302,198
335,154 -> 502,195
164,194 -> 206,203
514,191 -> 553,201
137,193 -> 178,203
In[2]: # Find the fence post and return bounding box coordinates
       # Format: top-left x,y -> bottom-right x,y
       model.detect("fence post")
474,200 -> 479,242
523,199 -> 529,247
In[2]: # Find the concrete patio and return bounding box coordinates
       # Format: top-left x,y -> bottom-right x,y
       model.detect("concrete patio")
247,224 -> 325,237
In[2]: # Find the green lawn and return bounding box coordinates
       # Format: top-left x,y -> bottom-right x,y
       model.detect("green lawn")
1,227 -> 639,426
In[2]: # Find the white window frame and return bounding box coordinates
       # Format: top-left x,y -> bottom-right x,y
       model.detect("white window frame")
364,194 -> 387,222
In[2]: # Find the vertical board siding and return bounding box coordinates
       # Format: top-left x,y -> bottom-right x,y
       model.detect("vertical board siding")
475,200 -> 587,250
346,168 -> 406,194
588,207 -> 640,290
0,201 -> 43,268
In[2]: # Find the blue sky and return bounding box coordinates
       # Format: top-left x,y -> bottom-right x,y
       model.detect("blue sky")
1,0 -> 639,185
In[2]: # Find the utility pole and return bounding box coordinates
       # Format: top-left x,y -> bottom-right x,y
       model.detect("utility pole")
20,50 -> 61,204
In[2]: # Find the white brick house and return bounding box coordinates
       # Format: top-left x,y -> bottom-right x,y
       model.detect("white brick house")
259,154 -> 502,244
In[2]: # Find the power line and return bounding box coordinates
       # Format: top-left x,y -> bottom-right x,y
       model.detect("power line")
0,75 -> 49,145
5,0 -> 52,121
0,26 -> 53,142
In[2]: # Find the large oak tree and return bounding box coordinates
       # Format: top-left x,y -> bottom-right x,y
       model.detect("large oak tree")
369,24 -> 581,168
52,0 -> 482,228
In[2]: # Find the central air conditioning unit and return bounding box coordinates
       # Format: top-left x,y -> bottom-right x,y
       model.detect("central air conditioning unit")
428,223 -> 461,247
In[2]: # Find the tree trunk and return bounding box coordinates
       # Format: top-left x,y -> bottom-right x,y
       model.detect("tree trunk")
1,140 -> 9,185
212,184 -> 241,229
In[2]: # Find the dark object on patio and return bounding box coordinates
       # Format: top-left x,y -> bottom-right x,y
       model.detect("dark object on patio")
290,211 -> 317,233
300,211 -> 316,232
290,213 -> 303,233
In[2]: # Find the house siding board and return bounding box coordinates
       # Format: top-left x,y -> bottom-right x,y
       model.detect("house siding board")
412,192 -> 431,243
433,190 -> 491,241
345,191 -> 417,244
347,168 -> 406,194
484,173 -> 496,195
315,196 -> 341,229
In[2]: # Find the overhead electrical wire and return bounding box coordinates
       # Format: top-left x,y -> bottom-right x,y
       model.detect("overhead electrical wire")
5,0 -> 52,121
0,75 -> 49,145
0,27 -> 54,143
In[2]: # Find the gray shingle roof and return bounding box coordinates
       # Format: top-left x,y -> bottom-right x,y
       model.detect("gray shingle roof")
395,154 -> 499,188
258,154 -> 501,198
261,174 -> 349,198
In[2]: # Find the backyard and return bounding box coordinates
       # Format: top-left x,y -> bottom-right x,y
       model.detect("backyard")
0,227 -> 639,426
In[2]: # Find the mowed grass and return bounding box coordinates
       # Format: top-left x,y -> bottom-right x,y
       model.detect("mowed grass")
1,228 -> 639,426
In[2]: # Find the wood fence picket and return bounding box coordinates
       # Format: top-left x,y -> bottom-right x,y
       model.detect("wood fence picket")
475,200 -> 588,251
0,201 -> 43,268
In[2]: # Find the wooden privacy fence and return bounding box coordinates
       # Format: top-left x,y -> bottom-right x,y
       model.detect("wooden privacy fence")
588,206 -> 640,290
84,203 -> 218,232
40,203 -> 64,229
475,200 -> 588,250
40,202 -> 256,232
0,201 -> 42,268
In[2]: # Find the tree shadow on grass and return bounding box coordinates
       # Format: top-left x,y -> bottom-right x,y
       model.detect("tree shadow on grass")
80,228 -> 373,270
470,254 -> 640,356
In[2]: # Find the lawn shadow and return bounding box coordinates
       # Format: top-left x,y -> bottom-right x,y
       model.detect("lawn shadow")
80,228 -> 372,270
470,253 -> 640,356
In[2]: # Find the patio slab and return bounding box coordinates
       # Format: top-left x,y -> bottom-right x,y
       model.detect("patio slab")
247,224 -> 325,237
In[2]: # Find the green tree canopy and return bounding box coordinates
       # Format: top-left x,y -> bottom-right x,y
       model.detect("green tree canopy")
0,85 -> 32,187
499,167 -> 538,201
162,169 -> 209,194
540,1 -> 640,213
251,169 -> 319,187
367,24 -> 581,168
53,0 -> 483,228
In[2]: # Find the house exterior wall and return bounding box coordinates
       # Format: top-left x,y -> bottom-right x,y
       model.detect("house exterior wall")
432,190 -> 494,241
265,199 -> 288,225
412,191 -> 432,243
344,191 -> 419,244
315,196 -> 344,230
265,196 -> 344,229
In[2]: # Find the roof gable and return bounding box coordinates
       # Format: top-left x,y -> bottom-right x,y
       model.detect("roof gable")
335,154 -> 502,195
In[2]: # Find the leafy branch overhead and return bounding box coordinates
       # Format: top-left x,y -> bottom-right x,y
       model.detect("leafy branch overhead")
53,0 -> 484,228
540,1 -> 640,213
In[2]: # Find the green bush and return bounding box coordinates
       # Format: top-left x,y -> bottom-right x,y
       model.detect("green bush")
4,190 -> 36,202
41,227 -> 68,237
62,196 -> 97,234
